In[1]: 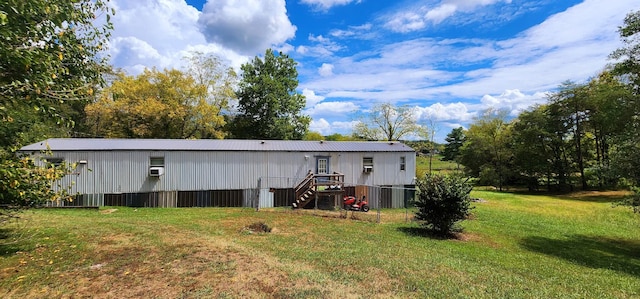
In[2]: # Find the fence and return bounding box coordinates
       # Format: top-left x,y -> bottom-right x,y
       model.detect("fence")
256,176 -> 417,223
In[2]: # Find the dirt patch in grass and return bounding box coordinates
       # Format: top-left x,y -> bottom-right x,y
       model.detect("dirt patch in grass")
99,209 -> 118,214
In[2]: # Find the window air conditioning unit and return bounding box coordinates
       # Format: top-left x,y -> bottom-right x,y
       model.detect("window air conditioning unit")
363,166 -> 373,173
149,167 -> 165,177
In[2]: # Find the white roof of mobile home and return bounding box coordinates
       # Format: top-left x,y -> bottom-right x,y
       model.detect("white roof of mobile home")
21,138 -> 415,152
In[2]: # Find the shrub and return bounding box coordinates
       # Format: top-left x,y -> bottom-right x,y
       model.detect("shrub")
0,150 -> 74,225
414,174 -> 473,236
618,187 -> 640,213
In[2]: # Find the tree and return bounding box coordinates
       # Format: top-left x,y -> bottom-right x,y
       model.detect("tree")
0,152 -> 74,224
304,131 -> 324,141
1,0 -> 114,145
0,0 -> 113,219
413,174 -> 473,237
441,127 -> 465,165
609,11 -> 640,187
228,49 -> 310,140
85,68 -> 226,139
584,72 -> 634,187
325,133 -> 357,141
183,52 -> 238,115
548,81 -> 593,190
511,105 -> 563,190
459,109 -> 513,191
610,10 -> 640,92
353,103 -> 421,141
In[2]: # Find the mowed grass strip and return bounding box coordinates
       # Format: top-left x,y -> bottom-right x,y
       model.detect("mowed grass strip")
0,191 -> 638,298
416,155 -> 461,175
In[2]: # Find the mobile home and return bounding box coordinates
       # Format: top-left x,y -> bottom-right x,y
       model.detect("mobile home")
20,138 -> 416,209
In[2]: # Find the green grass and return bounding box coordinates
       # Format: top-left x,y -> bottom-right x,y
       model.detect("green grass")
417,154 -> 461,175
1,191 -> 639,298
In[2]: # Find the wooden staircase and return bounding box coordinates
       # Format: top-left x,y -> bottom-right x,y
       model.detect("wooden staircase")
292,171 -> 345,209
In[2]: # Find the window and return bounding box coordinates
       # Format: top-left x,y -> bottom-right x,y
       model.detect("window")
317,158 -> 328,174
149,157 -> 165,177
150,157 -> 165,167
363,157 -> 373,173
400,156 -> 406,171
45,157 -> 64,167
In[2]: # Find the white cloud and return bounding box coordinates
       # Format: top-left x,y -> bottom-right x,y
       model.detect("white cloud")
330,23 -> 373,38
425,4 -> 457,24
330,120 -> 359,131
416,102 -> 476,123
197,0 -> 296,55
309,118 -> 331,134
305,101 -> 359,117
302,89 -> 325,108
309,119 -> 358,135
480,90 -> 548,116
301,0 -> 361,11
383,0 -> 512,32
107,0 -> 254,74
107,0 -> 207,73
318,63 -> 334,77
110,36 -> 164,70
296,34 -> 343,58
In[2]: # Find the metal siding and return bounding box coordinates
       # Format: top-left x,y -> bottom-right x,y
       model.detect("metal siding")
259,189 -> 274,208
392,186 -> 405,208
29,145 -> 417,202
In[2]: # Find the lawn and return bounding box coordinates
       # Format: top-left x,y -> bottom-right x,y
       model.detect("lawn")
417,154 -> 460,175
0,191 -> 639,298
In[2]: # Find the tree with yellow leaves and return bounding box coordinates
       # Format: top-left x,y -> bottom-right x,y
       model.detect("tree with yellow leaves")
85,68 -> 227,139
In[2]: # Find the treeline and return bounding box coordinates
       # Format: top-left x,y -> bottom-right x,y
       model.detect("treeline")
443,11 -> 640,191
2,48 -> 310,149
0,2 -> 311,213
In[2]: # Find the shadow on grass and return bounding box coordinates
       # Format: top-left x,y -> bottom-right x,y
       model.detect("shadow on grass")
521,235 -> 640,277
478,189 -> 630,203
554,192 -> 630,203
0,228 -> 31,257
397,226 -> 460,240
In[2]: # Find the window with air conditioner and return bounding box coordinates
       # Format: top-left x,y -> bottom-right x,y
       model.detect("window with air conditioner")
149,156 -> 165,177
363,157 -> 373,173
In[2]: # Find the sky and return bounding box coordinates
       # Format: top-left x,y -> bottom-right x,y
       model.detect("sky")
105,0 -> 637,142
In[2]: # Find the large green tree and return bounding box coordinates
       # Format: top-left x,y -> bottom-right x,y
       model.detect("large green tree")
611,10 -> 640,92
584,72 -> 635,187
610,10 -> 640,187
511,104 -> 571,190
441,127 -> 465,163
459,109 -> 513,191
548,81 -> 592,190
228,49 -> 309,140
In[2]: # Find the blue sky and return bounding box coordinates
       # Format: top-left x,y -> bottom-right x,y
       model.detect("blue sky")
106,0 -> 637,141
